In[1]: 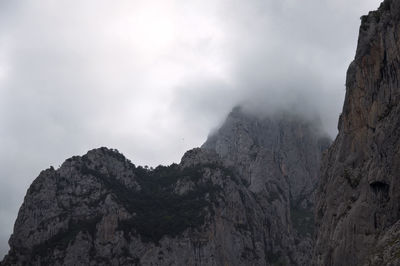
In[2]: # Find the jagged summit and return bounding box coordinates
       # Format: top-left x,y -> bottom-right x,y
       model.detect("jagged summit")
1,107 -> 329,266
3,0 -> 400,265
203,106 -> 330,197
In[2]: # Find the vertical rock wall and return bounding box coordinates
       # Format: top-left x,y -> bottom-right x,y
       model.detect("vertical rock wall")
314,1 -> 400,265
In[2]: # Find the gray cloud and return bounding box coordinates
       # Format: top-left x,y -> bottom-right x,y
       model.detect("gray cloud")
172,0 -> 382,137
0,0 -> 381,258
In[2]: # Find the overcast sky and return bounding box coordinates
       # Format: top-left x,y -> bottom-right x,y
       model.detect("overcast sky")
0,0 -> 381,258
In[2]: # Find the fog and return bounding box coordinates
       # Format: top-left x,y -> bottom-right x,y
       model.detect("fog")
0,0 -> 381,258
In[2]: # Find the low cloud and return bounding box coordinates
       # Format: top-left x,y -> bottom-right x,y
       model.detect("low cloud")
0,0 -> 381,257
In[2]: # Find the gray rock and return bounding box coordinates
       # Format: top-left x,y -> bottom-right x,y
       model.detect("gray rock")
313,1 -> 400,265
203,107 -> 330,264
1,110 -> 329,266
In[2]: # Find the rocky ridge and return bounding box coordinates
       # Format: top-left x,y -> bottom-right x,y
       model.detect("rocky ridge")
1,108 -> 329,266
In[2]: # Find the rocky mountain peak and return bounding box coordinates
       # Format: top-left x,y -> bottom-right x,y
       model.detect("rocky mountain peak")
1,107 -> 330,266
3,1 -> 400,265
203,106 -> 330,199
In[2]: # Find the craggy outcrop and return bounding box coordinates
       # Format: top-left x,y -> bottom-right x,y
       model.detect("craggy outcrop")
314,1 -> 400,265
203,108 -> 331,264
1,108 -> 329,266
2,147 -> 263,266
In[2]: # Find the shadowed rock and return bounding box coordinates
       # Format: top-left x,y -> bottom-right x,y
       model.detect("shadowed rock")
313,1 -> 400,265
1,108 -> 329,266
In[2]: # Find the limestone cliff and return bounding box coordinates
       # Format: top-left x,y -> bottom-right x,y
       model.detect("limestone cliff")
314,1 -> 400,265
203,108 -> 331,264
1,108 -> 329,266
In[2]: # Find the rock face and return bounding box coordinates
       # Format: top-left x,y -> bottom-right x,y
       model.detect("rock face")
1,108 -> 329,266
202,108 -> 331,264
313,1 -> 400,265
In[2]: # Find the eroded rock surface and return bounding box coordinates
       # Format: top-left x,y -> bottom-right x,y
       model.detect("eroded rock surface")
203,108 -> 331,264
1,108 -> 329,266
314,1 -> 400,265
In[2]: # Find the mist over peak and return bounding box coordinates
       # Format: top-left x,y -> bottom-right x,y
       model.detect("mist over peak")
204,102 -> 330,150
0,0 -> 381,258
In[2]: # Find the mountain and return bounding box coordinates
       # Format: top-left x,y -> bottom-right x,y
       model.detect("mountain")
1,108 -> 329,266
202,108 -> 331,264
313,0 -> 400,265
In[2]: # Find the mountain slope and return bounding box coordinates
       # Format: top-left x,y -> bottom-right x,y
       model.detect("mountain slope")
313,1 -> 400,265
1,109 -> 329,266
2,147 -> 262,266
203,108 -> 331,263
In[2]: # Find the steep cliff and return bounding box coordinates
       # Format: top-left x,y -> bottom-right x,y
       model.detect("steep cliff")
203,108 -> 331,264
1,109 -> 329,266
314,1 -> 400,265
